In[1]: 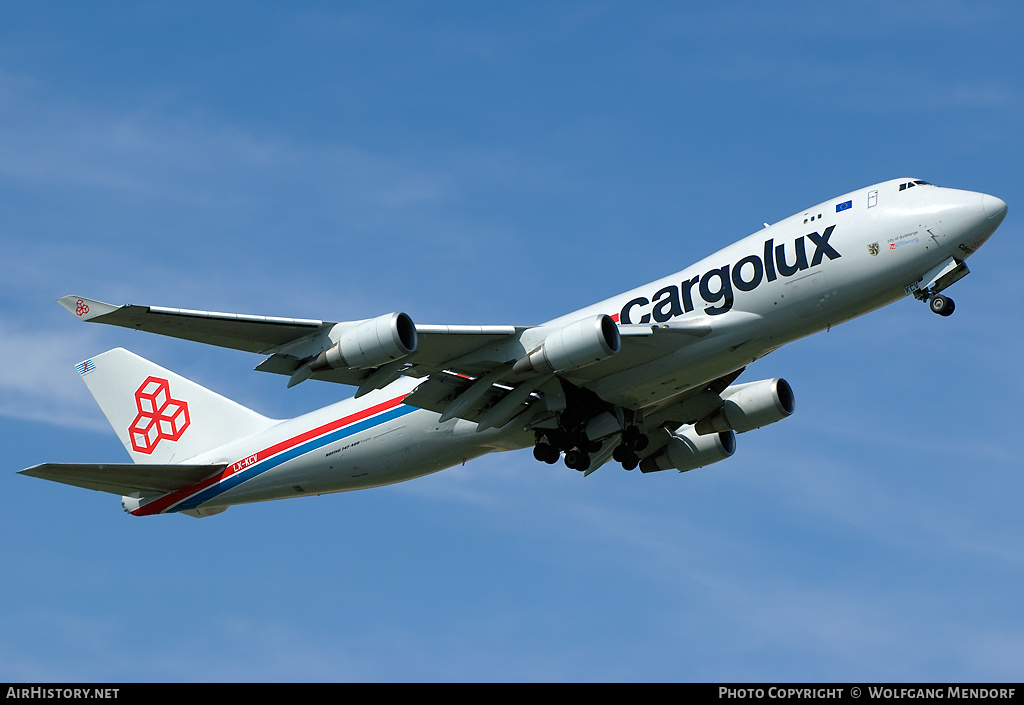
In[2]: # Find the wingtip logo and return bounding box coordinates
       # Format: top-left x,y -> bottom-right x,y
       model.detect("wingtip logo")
129,376 -> 190,454
75,299 -> 90,317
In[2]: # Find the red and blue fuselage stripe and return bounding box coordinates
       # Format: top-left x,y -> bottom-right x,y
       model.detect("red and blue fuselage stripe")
133,395 -> 416,515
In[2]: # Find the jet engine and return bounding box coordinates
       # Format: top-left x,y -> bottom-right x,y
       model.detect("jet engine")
694,378 -> 795,435
311,312 -> 417,371
639,425 -> 736,473
513,314 -> 621,375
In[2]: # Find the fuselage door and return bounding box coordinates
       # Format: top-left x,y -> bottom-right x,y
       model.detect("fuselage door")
784,270 -> 837,320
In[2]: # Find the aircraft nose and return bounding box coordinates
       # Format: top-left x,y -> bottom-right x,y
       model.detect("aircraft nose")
982,194 -> 1007,225
938,189 -> 1006,249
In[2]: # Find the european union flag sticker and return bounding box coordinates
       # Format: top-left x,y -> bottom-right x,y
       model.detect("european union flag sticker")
836,200 -> 852,213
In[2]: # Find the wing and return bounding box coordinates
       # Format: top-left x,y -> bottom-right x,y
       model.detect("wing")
60,295 -> 712,428
60,296 -> 522,387
59,296 -> 326,353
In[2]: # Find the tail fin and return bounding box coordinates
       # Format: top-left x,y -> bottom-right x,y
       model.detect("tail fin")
78,348 -> 278,464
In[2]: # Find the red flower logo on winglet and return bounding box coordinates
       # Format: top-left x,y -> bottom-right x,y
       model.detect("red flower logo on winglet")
75,299 -> 90,316
129,377 -> 190,454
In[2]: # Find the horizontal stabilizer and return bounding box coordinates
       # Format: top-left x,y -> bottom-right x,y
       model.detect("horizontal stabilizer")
19,463 -> 225,497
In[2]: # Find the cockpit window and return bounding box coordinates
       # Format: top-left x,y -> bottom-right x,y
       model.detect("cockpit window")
899,180 -> 933,191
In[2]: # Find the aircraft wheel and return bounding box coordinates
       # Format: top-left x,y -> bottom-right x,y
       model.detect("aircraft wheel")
534,443 -> 559,464
621,453 -> 639,471
612,444 -> 629,463
929,295 -> 955,316
564,449 -> 590,471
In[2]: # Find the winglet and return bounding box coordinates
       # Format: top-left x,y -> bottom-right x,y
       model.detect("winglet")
58,295 -> 120,322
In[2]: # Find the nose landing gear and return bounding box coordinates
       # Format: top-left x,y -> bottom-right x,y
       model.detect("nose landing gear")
908,257 -> 968,318
928,294 -> 955,317
911,283 -> 956,317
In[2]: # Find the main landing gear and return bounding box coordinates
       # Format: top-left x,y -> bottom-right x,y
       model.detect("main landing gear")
531,382 -> 650,473
611,425 -> 648,471
533,427 -> 597,472
533,424 -> 649,473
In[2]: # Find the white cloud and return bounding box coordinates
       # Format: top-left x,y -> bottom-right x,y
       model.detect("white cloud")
0,319 -> 108,430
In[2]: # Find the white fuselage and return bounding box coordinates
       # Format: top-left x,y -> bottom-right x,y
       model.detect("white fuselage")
138,178 -> 1005,516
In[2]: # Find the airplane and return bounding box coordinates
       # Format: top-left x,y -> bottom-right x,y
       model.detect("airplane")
20,178 -> 1007,518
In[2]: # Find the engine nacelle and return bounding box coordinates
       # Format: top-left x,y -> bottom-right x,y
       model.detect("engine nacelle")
513,314 -> 621,375
694,378 -> 795,435
640,425 -> 736,473
311,312 -> 417,370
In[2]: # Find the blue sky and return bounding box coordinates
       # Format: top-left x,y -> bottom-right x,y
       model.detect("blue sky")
2,2 -> 1022,682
